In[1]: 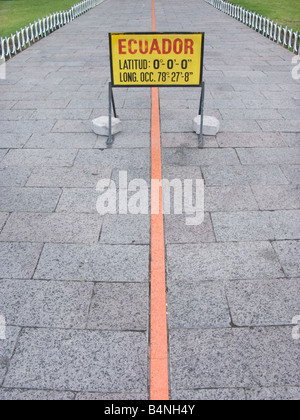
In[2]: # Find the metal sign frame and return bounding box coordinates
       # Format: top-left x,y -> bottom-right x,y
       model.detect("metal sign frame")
107,32 -> 205,147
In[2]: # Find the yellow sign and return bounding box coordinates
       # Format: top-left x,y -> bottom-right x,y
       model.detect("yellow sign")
109,32 -> 204,87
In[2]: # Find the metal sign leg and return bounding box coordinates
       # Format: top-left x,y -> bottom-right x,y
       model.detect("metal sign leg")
198,81 -> 205,148
107,82 -> 118,147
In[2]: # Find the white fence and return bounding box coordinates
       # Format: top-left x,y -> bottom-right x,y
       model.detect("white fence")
206,0 -> 300,55
0,0 -> 103,61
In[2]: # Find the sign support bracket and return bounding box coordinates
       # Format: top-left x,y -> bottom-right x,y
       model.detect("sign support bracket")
198,81 -> 205,148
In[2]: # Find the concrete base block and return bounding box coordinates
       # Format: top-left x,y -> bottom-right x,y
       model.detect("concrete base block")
91,116 -> 122,136
193,115 -> 220,136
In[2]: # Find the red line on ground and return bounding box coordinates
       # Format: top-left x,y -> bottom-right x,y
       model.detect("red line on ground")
150,0 -> 170,401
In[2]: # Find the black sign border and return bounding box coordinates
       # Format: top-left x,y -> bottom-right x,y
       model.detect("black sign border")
109,32 -> 205,88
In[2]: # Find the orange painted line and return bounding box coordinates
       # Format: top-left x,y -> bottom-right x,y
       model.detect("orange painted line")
150,0 -> 170,401
152,0 -> 156,31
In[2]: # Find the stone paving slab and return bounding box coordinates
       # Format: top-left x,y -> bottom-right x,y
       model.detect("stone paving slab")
100,214 -> 150,245
216,132 -> 286,148
0,212 -> 103,244
0,149 -> 78,167
220,109 -> 282,122
220,119 -> 262,133
169,327 -> 300,389
225,278 -> 300,327
52,120 -> 92,133
0,242 -> 43,279
74,149 -> 150,168
281,165 -> 300,184
87,283 -> 149,330
245,387 -> 300,401
3,329 -> 148,393
162,148 -> 239,166
26,167 -> 112,188
75,392 -> 148,400
0,168 -> 32,187
251,185 -> 300,210
96,108 -> 149,121
237,148 -> 300,165
0,133 -> 31,149
171,388 -> 246,401
272,241 -> 300,278
271,211 -> 300,240
167,242 -> 284,283
1,111 -> 51,124
205,186 -> 259,211
0,327 -> 21,384
0,213 -> 9,232
111,168 -> 151,187
0,150 -> 8,162
25,133 -> 98,149
212,210 -> 300,242
55,188 -> 100,214
280,133 -> 300,148
12,99 -> 69,110
0,101 -> 17,110
162,164 -> 203,180
34,243 -> 150,283
258,120 -> 300,133
0,280 -> 93,329
162,132 -> 218,148
0,120 -> 56,135
0,389 -> 75,401
167,281 -> 231,329
202,164 -> 288,186
95,133 -> 150,149
0,187 -> 61,212
164,213 -> 215,244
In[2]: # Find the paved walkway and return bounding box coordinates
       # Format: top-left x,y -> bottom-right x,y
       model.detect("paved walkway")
0,0 -> 299,400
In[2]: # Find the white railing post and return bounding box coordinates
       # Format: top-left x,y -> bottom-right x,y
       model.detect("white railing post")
262,17 -> 266,35
11,34 -> 17,54
0,38 -> 5,61
29,23 -> 34,42
25,26 -> 30,45
278,25 -> 282,44
293,32 -> 299,53
266,18 -> 270,37
16,31 -> 22,50
283,26 -> 288,47
274,23 -> 278,42
258,15 -> 262,33
270,21 -> 274,39
5,37 -> 11,58
288,29 -> 293,49
251,13 -> 255,29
